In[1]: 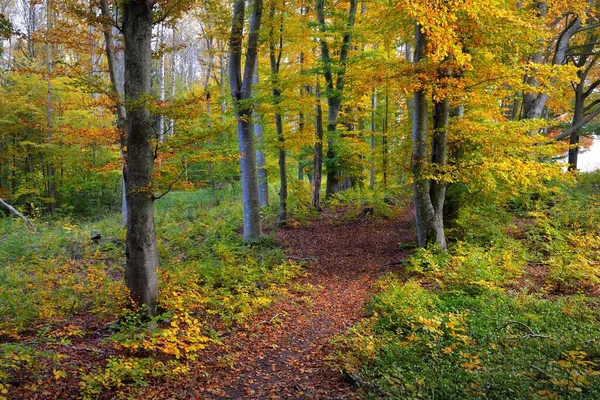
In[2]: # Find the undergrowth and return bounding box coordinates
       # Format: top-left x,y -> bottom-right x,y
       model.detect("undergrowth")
0,187 -> 301,399
334,171 -> 600,399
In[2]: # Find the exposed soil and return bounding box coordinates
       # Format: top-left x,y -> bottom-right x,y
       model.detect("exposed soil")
186,209 -> 416,399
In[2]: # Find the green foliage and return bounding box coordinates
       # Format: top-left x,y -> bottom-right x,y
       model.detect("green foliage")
325,187 -> 401,221
335,276 -> 600,399
79,356 -> 188,399
0,188 -> 302,398
335,173 -> 600,399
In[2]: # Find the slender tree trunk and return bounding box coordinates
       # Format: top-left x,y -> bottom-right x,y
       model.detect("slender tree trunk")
169,27 -> 176,136
369,88 -> 376,189
568,72 -> 586,171
312,80 -> 324,211
382,89 -> 389,188
229,0 -> 263,242
275,110 -> 287,226
46,0 -> 56,216
324,100 -> 342,196
123,0 -> 159,316
158,23 -> 166,143
100,0 -> 128,226
269,1 -> 286,226
252,66 -> 269,207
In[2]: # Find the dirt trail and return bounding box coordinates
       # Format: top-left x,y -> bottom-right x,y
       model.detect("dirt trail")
193,210 -> 415,399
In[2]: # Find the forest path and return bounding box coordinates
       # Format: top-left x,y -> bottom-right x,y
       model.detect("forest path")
193,208 -> 415,399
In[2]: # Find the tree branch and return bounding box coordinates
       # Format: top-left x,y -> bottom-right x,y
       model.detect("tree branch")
0,198 -> 38,233
553,106 -> 600,141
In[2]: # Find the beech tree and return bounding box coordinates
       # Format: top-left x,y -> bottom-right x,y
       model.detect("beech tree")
123,0 -> 159,315
229,0 -> 264,242
315,0 -> 358,197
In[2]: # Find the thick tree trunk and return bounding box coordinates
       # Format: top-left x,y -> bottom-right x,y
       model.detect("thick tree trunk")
123,0 -> 159,316
252,67 -> 269,207
312,81 -> 324,211
412,23 -> 446,250
229,0 -> 263,242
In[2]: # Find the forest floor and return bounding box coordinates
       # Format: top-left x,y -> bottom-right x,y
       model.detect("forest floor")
181,208 -> 415,399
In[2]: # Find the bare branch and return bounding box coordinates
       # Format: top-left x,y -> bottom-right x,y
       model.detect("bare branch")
0,198 -> 38,233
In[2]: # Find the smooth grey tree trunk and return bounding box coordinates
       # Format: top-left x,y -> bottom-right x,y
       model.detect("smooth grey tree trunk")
252,66 -> 269,207
123,0 -> 159,316
523,14 -> 581,120
412,23 -> 447,250
269,1 -> 287,227
46,0 -> 56,216
382,90 -> 389,188
312,80 -> 324,211
158,23 -> 165,142
369,88 -> 376,189
229,0 -> 263,242
100,0 -> 128,226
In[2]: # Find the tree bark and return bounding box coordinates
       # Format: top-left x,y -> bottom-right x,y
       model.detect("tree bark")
100,0 -> 128,226
523,15 -> 581,120
568,71 -> 585,170
269,1 -> 286,227
412,23 -> 447,250
229,0 -> 263,242
0,198 -> 38,233
312,80 -> 324,211
46,0 -> 56,216
252,66 -> 269,207
123,0 -> 159,316
369,88 -> 376,189
316,0 -> 357,197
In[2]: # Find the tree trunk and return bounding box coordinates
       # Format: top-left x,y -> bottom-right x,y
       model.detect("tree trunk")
324,99 -> 342,196
123,0 -> 159,316
158,23 -> 165,142
252,66 -> 269,207
412,23 -> 446,250
312,80 -> 324,211
229,0 -> 263,242
382,90 -> 389,188
568,72 -> 586,170
369,88 -> 376,189
276,110 -> 287,226
169,27 -> 176,136
317,0 -> 357,197
269,1 -> 286,227
100,0 -> 128,226
46,0 -> 56,216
